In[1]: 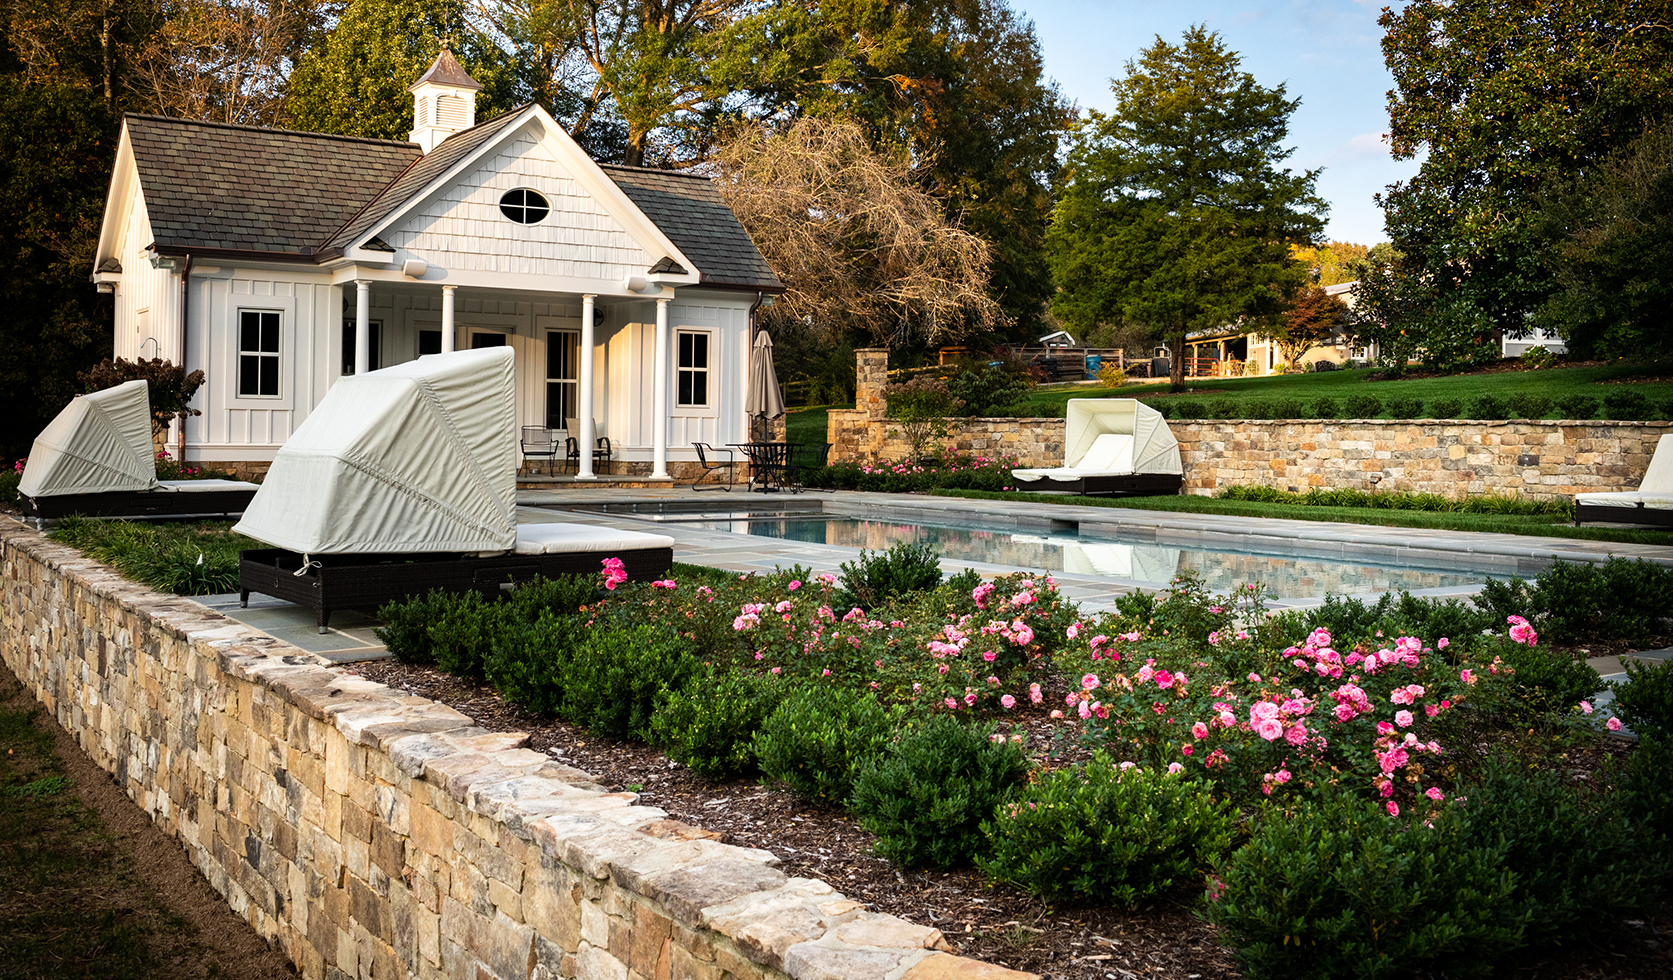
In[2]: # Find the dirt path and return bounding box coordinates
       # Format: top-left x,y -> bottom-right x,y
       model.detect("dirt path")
0,664 -> 297,980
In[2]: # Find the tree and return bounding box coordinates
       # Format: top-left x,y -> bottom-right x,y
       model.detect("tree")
1291,241 -> 1369,287
126,0 -> 329,127
711,116 -> 1006,348
1047,26 -> 1325,390
284,0 -> 517,141
1267,286 -> 1348,368
79,357 -> 206,441
1378,0 -> 1673,340
1531,123 -> 1673,360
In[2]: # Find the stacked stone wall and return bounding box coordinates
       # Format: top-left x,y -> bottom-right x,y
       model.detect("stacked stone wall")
0,525 -> 1032,980
825,414 -> 1673,502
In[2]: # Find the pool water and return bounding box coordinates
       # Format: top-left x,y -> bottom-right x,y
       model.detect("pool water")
585,505 -> 1496,598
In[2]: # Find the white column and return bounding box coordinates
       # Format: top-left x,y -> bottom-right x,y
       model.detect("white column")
441,285 -> 456,353
576,294 -> 597,480
354,280 -> 371,376
651,296 -> 671,479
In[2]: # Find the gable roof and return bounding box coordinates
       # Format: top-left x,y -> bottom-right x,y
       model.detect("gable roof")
601,165 -> 781,291
323,107 -> 529,255
117,111 -> 781,290
124,114 -> 420,256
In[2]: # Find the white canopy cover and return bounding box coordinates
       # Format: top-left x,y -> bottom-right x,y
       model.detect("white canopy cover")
234,347 -> 518,555
1012,398 -> 1181,481
19,380 -> 158,497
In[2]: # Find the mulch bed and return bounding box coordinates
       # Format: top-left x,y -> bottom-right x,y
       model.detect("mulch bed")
352,660 -> 1673,980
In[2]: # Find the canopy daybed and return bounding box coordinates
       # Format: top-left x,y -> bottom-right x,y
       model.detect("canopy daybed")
17,380 -> 260,524
1009,399 -> 1184,497
233,348 -> 673,630
1574,434 -> 1673,528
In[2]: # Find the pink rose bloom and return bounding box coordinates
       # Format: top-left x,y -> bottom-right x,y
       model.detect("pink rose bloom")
1386,801 -> 1400,817
1077,701 -> 1092,720
1000,694 -> 1016,709
1284,724 -> 1309,746
1377,720 -> 1396,736
1437,637 -> 1450,649
1579,700 -> 1593,715
1082,673 -> 1101,691
1255,718 -> 1284,741
1066,622 -> 1081,640
1426,787 -> 1445,801
1248,672 -> 1262,683
1391,688 -> 1413,706
1049,709 -> 1064,719
1029,683 -> 1043,704
787,580 -> 801,591
1012,623 -> 1035,646
1424,704 -> 1440,718
1154,670 -> 1175,689
1460,669 -> 1476,685
1334,703 -> 1359,723
1191,721 -> 1209,740
1395,710 -> 1414,728
1218,709 -> 1236,728
1607,717 -> 1623,731
1168,762 -> 1184,774
1182,744 -> 1194,756
965,692 -> 978,706
775,600 -> 793,613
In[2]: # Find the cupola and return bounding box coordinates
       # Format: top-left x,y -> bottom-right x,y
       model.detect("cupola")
408,48 -> 483,153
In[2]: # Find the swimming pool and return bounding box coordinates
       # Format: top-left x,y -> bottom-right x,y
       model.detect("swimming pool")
570,501 -> 1521,599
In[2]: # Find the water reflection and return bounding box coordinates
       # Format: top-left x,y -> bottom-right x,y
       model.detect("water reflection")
692,517 -> 1483,599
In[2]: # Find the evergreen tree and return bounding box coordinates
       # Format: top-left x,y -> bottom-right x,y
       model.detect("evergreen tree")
284,0 -> 516,141
1047,26 -> 1325,390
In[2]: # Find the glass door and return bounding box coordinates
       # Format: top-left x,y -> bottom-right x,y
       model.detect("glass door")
546,330 -> 579,430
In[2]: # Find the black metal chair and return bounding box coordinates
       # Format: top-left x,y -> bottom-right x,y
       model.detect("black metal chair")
520,426 -> 559,475
566,435 -> 613,474
691,442 -> 734,491
785,442 -> 832,492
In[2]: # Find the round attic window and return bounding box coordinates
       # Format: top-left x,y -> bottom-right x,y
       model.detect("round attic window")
499,188 -> 550,224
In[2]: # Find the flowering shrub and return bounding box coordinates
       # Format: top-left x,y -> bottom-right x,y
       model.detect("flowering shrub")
977,753 -> 1234,906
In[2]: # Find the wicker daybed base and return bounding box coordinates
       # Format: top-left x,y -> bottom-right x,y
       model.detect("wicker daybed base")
239,545 -> 673,632
1013,473 -> 1184,497
21,487 -> 259,523
1574,500 -> 1673,528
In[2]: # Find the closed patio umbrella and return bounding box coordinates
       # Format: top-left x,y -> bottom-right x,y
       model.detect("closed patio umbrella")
745,329 -> 785,442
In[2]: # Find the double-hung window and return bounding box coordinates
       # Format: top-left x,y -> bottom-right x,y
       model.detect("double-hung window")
677,330 -> 709,407
238,310 -> 281,397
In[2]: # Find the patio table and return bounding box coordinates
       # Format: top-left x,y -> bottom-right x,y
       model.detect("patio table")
729,442 -> 789,492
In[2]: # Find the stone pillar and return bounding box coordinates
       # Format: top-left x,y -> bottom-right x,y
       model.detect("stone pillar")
855,347 -> 890,420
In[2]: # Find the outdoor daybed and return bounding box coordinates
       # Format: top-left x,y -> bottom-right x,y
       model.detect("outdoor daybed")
1009,398 -> 1184,496
1574,433 -> 1673,527
233,348 -> 673,630
17,380 -> 260,524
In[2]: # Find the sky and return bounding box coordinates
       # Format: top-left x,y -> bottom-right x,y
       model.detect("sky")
1016,0 -> 1421,245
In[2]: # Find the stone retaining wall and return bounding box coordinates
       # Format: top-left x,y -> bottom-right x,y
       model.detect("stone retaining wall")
827,412 -> 1673,502
0,523 -> 1031,980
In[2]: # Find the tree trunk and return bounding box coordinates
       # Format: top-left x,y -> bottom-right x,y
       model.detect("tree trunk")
1169,326 -> 1186,392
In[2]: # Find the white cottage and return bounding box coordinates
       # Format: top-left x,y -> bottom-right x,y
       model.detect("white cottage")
91,51 -> 781,481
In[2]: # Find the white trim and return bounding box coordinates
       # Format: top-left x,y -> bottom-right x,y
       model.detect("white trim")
227,294 -> 297,408
675,326 -> 717,414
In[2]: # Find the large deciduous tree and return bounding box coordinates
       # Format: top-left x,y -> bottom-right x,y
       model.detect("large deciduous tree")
1531,124 -> 1673,360
284,0 -> 516,140
127,0 -> 329,127
1268,285 -> 1349,368
1047,26 -> 1325,390
1378,0 -> 1673,344
711,116 -> 1006,348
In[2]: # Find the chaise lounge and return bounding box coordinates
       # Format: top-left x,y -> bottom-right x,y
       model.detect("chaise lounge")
233,348 -> 674,630
17,379 -> 260,525
1574,433 -> 1673,527
1009,398 -> 1184,497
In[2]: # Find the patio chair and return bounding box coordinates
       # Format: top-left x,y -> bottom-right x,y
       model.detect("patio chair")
784,442 -> 832,492
691,442 -> 734,491
520,425 -> 559,475
565,418 -> 613,474
1575,434 -> 1673,527
1009,398 -> 1184,497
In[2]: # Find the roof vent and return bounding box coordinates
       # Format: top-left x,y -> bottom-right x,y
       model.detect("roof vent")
408,48 -> 482,153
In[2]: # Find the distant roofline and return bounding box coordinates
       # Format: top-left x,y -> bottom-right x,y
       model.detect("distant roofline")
597,162 -> 714,182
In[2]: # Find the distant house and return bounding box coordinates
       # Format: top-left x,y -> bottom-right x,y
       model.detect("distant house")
1501,327 -> 1567,358
91,50 -> 781,479
1180,282 -> 1374,377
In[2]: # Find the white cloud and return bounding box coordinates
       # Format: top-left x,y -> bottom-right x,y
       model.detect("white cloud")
1322,131 -> 1394,166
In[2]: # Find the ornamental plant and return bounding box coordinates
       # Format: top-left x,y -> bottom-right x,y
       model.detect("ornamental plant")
978,752 -> 1234,906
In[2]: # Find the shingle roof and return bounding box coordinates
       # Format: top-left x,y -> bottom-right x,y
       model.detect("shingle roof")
410,48 -> 482,92
325,107 -> 531,252
124,114 -> 420,255
600,165 -> 782,291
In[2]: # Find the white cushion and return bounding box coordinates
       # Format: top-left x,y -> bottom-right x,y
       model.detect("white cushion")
514,522 -> 675,555
1575,492 -> 1673,510
157,479 -> 261,492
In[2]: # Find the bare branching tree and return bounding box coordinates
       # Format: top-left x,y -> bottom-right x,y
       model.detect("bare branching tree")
711,116 -> 1007,348
127,0 -> 324,126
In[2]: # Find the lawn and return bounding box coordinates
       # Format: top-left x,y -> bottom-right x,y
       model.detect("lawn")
1021,360 -> 1673,418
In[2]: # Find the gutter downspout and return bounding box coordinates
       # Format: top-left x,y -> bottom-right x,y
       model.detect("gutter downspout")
177,253 -> 191,461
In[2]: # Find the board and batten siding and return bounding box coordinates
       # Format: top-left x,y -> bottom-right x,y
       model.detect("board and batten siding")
183,272 -> 336,461
605,296 -> 749,455
111,188 -> 179,366
385,127 -> 657,283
